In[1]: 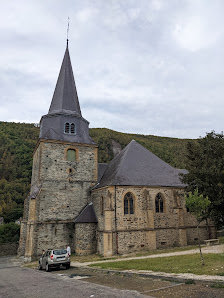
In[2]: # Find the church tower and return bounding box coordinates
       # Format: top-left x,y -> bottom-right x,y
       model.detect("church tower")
18,43 -> 98,260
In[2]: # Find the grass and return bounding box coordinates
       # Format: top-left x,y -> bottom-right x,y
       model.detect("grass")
218,236 -> 224,244
211,283 -> 224,288
70,254 -> 113,263
23,261 -> 38,269
90,253 -> 224,276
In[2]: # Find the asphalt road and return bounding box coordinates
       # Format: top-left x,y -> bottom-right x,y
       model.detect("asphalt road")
0,256 -> 148,298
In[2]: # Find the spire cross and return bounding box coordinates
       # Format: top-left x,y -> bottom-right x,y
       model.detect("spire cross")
67,17 -> 70,46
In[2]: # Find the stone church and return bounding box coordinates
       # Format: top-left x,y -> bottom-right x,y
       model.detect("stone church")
18,43 -> 216,260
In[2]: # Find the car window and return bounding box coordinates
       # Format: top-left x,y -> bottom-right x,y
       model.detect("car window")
53,249 -> 67,255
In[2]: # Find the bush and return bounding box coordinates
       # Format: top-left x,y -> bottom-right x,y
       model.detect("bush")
0,222 -> 20,243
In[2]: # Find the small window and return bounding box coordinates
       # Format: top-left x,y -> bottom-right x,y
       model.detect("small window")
155,193 -> 164,213
70,123 -> 75,134
67,149 -> 76,161
65,122 -> 70,133
124,192 -> 134,215
64,122 -> 76,134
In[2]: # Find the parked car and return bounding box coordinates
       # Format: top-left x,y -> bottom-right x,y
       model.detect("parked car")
38,249 -> 70,271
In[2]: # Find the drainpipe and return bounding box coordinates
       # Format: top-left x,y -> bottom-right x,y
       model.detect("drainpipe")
115,186 -> 118,254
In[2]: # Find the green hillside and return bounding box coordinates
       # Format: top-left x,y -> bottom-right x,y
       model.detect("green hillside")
0,121 -> 194,223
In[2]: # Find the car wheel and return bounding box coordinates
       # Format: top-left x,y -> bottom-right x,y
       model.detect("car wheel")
46,263 -> 51,272
38,262 -> 42,270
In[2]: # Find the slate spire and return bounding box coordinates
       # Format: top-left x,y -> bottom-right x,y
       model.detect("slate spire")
39,43 -> 96,145
48,43 -> 82,116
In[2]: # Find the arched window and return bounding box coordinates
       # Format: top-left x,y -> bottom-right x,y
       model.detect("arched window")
124,192 -> 134,215
64,122 -> 76,134
70,123 -> 76,134
67,149 -> 76,161
155,193 -> 164,213
64,122 -> 70,133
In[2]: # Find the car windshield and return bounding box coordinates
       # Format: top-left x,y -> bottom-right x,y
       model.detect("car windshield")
53,249 -> 67,255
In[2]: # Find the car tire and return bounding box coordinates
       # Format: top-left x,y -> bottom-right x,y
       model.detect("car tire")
66,264 -> 70,269
46,263 -> 51,272
38,262 -> 42,270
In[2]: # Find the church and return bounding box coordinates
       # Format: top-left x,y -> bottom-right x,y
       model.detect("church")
18,43 -> 216,260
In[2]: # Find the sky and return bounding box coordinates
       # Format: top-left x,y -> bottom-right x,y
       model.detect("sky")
1,0 -> 224,139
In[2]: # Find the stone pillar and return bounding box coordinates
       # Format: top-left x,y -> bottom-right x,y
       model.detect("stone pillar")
25,223 -> 35,261
103,232 -> 113,257
146,209 -> 156,249
177,208 -> 187,246
147,230 -> 156,250
178,229 -> 187,246
147,210 -> 154,229
103,209 -> 114,257
18,221 -> 27,256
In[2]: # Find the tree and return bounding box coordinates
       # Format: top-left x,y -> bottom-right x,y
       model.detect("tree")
182,131 -> 224,228
185,189 -> 211,265
0,222 -> 20,244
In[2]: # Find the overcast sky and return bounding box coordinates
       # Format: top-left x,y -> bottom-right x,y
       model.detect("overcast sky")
1,0 -> 224,139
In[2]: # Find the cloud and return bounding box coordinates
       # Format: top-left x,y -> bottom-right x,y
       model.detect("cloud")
0,0 -> 224,139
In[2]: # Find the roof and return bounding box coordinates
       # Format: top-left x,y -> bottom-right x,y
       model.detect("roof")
97,163 -> 108,183
48,44 -> 81,116
29,185 -> 42,199
95,140 -> 187,189
75,203 -> 98,223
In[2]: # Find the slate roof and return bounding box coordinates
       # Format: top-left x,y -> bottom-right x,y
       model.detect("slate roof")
48,43 -> 81,116
29,185 -> 42,199
97,163 -> 108,183
75,203 -> 98,223
95,140 -> 187,189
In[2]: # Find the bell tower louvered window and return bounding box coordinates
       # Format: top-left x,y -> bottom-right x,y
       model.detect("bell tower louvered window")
70,123 -> 75,134
64,122 -> 70,133
64,122 -> 76,134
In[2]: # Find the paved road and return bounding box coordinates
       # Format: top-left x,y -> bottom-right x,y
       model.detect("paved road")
0,257 -> 148,298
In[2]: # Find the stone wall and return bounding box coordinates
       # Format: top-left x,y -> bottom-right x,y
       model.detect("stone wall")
75,223 -> 97,255
0,243 -> 19,256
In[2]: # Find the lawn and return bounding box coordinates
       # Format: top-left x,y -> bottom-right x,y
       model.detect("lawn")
90,253 -> 224,276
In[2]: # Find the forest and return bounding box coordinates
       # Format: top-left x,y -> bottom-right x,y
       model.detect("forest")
0,121 -> 194,224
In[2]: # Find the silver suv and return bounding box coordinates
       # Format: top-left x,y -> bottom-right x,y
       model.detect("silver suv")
38,249 -> 70,271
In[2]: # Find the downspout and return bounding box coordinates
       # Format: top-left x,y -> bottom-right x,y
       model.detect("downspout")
115,186 -> 118,254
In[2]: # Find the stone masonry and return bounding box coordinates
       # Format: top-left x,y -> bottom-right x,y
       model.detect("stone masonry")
92,186 -> 216,257
19,139 -> 98,260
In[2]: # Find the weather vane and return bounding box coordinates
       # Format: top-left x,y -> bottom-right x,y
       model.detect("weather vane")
67,17 -> 70,45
